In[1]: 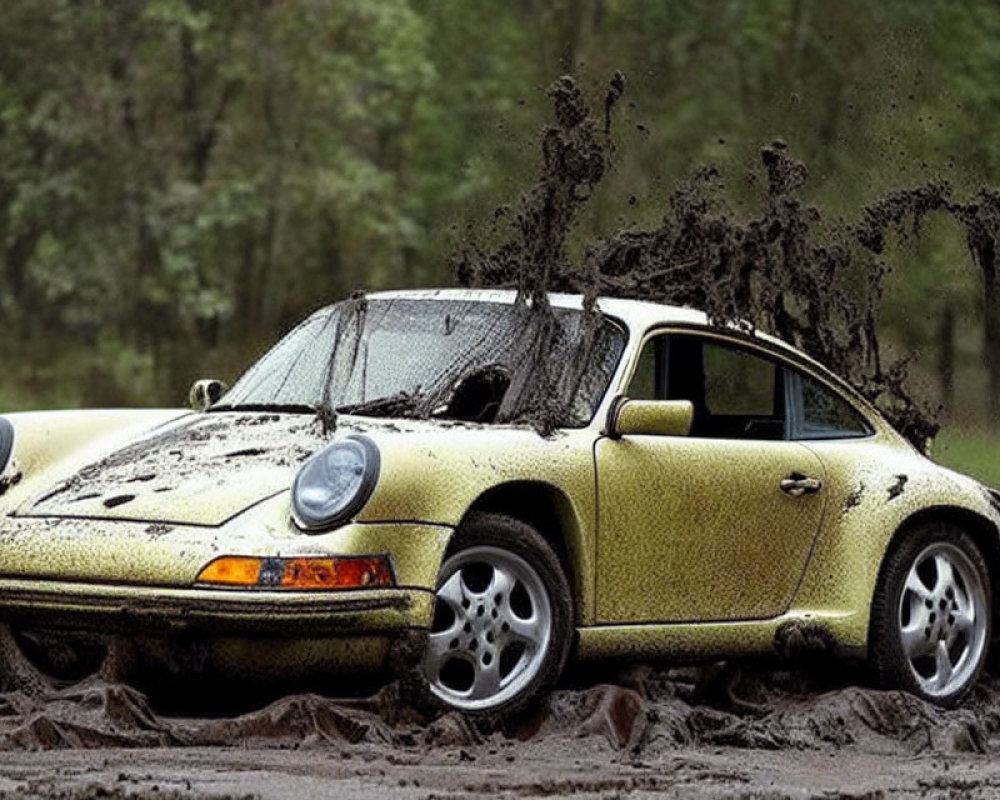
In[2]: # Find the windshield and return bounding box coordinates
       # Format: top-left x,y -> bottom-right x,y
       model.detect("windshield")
216,297 -> 626,427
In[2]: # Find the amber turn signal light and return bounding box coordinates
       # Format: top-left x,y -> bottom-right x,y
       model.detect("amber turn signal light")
197,555 -> 394,590
197,556 -> 261,586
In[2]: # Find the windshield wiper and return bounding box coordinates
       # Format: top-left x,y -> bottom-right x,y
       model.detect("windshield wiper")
207,403 -> 317,414
336,391 -> 424,418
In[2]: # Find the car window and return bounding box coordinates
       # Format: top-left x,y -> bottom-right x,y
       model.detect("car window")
626,335 -> 663,400
219,298 -> 627,427
625,332 -> 786,440
702,343 -> 776,416
795,373 -> 871,439
681,337 -> 784,439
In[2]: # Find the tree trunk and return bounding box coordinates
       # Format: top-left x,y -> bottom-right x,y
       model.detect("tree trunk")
984,265 -> 1000,426
939,301 -> 955,417
958,197 -> 1000,428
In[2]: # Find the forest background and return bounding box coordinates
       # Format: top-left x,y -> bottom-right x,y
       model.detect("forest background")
1,0 -> 998,484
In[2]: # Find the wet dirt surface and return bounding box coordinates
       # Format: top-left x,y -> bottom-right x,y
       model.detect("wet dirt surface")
5,614 -> 998,798
2,622 -> 999,797
8,657 -> 1000,798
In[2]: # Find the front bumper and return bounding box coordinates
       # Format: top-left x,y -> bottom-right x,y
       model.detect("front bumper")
0,578 -> 435,638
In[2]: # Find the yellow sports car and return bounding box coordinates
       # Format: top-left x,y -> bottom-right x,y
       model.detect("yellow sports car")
1,289 -> 998,717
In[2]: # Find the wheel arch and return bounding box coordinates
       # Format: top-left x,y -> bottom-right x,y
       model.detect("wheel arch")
458,480 -> 587,624
871,505 -> 1000,647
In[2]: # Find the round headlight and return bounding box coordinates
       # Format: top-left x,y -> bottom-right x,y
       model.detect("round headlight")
292,435 -> 380,530
0,417 -> 13,475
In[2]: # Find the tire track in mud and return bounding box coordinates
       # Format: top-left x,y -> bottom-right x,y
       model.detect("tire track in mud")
4,628 -> 1000,761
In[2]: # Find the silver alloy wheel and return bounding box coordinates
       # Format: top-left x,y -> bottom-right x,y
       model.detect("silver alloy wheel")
898,542 -> 989,697
423,545 -> 552,712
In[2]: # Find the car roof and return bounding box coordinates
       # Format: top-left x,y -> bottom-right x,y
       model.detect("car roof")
370,287 -> 703,324
368,287 -> 802,359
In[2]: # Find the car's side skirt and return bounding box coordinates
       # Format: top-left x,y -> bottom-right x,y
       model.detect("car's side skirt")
576,610 -> 866,663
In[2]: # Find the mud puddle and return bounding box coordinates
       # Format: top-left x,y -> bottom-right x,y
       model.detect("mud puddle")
4,655 -> 997,757
6,646 -> 1000,798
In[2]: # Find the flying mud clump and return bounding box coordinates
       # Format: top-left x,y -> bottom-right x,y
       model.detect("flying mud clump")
452,73 -> 626,435
455,73 -> 1000,452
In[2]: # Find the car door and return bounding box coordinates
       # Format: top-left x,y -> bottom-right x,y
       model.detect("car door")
594,332 -> 828,623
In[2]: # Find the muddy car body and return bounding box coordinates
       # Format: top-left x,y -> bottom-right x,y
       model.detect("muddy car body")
1,288 -> 999,715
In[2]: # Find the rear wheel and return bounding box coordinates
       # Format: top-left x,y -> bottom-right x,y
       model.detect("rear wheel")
870,521 -> 991,706
418,512 -> 572,720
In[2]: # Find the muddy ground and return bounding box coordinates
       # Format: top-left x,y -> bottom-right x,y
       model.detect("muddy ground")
6,658 -> 1000,798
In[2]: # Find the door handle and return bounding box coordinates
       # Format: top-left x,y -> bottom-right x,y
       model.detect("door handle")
780,474 -> 822,497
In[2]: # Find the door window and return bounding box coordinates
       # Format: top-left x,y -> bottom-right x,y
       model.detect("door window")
626,333 -> 785,440
703,343 -> 777,416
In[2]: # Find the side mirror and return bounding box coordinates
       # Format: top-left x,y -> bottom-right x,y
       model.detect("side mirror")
189,379 -> 227,412
607,397 -> 693,439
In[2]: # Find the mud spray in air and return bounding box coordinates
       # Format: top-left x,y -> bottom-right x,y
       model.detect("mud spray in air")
8,75 -> 1000,799
455,74 -> 1000,451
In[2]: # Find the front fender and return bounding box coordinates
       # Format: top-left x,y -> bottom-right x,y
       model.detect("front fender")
356,427 -> 597,528
350,425 -> 599,620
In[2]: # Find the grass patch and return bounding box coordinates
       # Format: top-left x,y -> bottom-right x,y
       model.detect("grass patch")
933,426 -> 1000,488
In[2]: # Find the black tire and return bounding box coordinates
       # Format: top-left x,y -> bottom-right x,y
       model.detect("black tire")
869,521 -> 992,707
404,512 -> 573,723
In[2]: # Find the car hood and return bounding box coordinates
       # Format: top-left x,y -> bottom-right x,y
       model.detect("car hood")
17,410 -> 592,529
18,411 -> 331,527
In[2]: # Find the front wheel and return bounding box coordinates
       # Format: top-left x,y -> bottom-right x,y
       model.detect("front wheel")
417,512 -> 573,720
870,521 -> 992,706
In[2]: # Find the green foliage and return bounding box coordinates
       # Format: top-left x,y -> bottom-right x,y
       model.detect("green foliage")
933,427 -> 1000,489
0,0 -> 996,436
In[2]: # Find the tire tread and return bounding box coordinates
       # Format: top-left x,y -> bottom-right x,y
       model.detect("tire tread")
869,520 -> 991,707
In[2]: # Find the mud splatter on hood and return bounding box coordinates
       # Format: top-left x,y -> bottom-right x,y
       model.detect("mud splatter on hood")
18,412 -> 331,527
16,411 -> 513,527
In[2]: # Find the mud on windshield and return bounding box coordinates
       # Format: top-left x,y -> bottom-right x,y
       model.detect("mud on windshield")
215,297 -> 626,429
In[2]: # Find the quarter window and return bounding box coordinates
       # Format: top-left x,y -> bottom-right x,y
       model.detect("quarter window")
796,374 -> 871,439
625,335 -> 665,400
